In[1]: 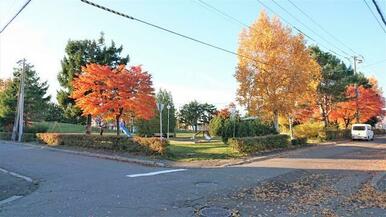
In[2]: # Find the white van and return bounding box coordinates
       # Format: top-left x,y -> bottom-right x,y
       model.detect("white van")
351,124 -> 374,141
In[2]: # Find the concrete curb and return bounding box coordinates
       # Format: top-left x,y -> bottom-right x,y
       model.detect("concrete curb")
1,140 -> 167,168
222,140 -> 350,167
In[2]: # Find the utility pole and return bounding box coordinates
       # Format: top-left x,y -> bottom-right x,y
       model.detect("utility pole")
353,56 -> 363,123
11,59 -> 26,142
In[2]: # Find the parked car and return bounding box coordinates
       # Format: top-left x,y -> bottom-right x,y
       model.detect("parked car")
351,124 -> 374,141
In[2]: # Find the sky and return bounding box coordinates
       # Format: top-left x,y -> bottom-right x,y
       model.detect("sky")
0,0 -> 385,110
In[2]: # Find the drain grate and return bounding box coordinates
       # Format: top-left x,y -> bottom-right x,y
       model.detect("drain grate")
199,206 -> 232,217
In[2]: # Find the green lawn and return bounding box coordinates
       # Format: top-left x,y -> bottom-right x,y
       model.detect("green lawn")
32,121 -> 115,134
167,132 -> 243,161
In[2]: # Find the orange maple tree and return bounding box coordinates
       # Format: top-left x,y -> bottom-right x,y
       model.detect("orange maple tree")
71,64 -> 156,135
330,83 -> 384,128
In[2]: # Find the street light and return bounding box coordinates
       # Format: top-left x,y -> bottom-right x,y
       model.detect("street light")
157,102 -> 164,140
166,104 -> 171,139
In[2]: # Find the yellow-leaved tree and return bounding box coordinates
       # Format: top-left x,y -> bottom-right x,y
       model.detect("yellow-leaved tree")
235,11 -> 320,132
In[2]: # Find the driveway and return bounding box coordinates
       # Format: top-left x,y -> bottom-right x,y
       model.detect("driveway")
0,136 -> 385,217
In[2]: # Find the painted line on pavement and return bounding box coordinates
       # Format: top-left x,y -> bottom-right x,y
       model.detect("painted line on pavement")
0,168 -> 33,182
0,195 -> 23,206
126,169 -> 187,178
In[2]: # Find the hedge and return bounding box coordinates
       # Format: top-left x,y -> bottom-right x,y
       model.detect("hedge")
0,132 -> 36,142
36,133 -> 168,155
373,129 -> 386,135
209,116 -> 277,143
291,137 -> 307,146
228,134 -> 290,154
319,129 -> 351,140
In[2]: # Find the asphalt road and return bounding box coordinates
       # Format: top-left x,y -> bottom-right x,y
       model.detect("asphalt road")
0,137 -> 385,217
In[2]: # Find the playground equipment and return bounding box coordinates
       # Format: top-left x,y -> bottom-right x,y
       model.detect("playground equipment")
119,121 -> 132,138
192,130 -> 212,142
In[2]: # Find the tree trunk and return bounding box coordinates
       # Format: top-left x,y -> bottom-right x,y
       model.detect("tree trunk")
288,116 -> 294,139
85,114 -> 92,135
273,110 -> 279,133
116,115 -> 120,136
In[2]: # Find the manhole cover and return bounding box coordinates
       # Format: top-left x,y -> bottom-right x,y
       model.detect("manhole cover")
199,206 -> 231,217
195,182 -> 218,188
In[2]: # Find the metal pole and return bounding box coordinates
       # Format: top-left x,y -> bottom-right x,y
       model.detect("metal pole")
160,109 -> 162,140
167,107 -> 170,139
11,59 -> 25,141
18,60 -> 25,142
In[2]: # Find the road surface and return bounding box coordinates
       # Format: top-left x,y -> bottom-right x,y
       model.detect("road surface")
0,137 -> 385,216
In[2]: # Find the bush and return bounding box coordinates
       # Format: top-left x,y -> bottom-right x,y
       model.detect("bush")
373,129 -> 386,135
291,137 -> 307,146
25,124 -> 49,134
319,129 -> 351,140
228,134 -> 290,154
0,132 -> 36,142
209,116 -> 277,143
36,133 -> 168,155
293,122 -> 323,139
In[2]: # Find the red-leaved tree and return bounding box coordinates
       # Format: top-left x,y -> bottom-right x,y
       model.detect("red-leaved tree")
330,84 -> 384,128
71,64 -> 155,135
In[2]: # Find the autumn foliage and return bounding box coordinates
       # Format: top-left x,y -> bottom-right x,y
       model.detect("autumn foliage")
236,11 -> 320,131
71,64 -> 155,134
330,84 -> 384,128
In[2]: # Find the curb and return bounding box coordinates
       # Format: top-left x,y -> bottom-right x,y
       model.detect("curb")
41,146 -> 168,168
1,140 -> 167,168
222,140 -> 349,167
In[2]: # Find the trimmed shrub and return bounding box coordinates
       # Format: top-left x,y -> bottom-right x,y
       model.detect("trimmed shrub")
25,124 -> 49,134
293,122 -> 323,139
36,133 -> 168,155
373,129 -> 386,135
209,116 -> 277,143
291,137 -> 307,146
0,132 -> 36,142
228,134 -> 290,154
320,129 -> 351,140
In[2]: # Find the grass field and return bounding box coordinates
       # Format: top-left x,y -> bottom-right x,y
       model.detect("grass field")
167,132 -> 242,161
32,121 -> 116,134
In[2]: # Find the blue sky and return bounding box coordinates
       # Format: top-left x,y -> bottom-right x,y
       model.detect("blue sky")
0,0 -> 385,109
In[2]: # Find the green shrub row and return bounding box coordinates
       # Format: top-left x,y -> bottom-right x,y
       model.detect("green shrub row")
209,117 -> 277,143
290,137 -> 307,146
228,134 -> 291,154
319,129 -> 351,140
0,132 -> 36,142
373,129 -> 386,135
36,133 -> 168,155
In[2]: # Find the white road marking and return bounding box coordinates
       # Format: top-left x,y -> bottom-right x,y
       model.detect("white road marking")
0,195 -> 23,206
126,169 -> 187,178
0,168 -> 33,182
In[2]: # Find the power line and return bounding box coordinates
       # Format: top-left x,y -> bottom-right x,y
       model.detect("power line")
255,0 -> 348,59
372,0 -> 386,27
287,0 -> 359,55
361,59 -> 386,68
80,0 -> 291,72
270,0 -> 351,57
0,0 -> 32,34
194,0 -> 248,28
362,0 -> 386,33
